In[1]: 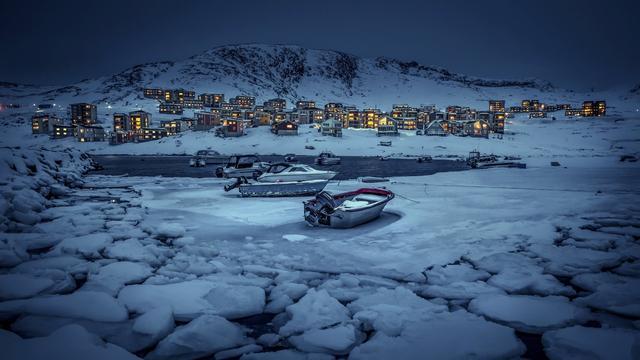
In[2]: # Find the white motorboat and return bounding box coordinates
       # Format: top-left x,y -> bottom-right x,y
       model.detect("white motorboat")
257,163 -> 336,183
315,152 -> 341,165
215,155 -> 270,179
303,188 -> 395,228
224,177 -> 329,197
190,150 -> 226,167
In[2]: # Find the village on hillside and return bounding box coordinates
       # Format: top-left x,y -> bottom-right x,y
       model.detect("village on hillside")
25,88 -> 607,145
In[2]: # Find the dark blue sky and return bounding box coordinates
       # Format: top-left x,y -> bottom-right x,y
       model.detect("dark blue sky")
1,0 -> 638,90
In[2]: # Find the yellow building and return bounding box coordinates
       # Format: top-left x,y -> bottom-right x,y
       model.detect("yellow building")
128,110 -> 151,132
361,109 -> 380,129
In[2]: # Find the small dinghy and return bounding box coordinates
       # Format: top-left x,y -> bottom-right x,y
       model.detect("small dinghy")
225,177 -> 329,197
303,188 -> 394,228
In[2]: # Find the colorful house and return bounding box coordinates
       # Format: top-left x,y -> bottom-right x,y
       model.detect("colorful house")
321,118 -> 342,137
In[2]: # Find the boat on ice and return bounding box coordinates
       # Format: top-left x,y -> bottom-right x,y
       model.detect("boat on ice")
224,177 -> 329,197
257,163 -> 336,183
303,188 -> 394,228
215,155 -> 270,179
190,149 -> 226,167
466,151 -> 526,169
315,152 -> 341,165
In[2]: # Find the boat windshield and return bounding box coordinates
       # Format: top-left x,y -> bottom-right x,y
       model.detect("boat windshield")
267,164 -> 290,173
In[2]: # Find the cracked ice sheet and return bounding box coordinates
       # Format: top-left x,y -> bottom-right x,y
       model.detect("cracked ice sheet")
88,162 -> 640,280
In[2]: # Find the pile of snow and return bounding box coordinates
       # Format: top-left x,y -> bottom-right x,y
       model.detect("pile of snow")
468,294 -> 589,333
279,289 -> 351,337
147,315 -> 249,360
118,280 -> 265,321
349,310 -> 525,359
0,146 -> 92,231
542,326 -> 640,360
0,325 -> 140,360
0,290 -> 129,322
82,261 -> 154,296
0,146 -> 93,269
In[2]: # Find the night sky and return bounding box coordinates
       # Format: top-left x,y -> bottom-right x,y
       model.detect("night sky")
1,0 -> 638,91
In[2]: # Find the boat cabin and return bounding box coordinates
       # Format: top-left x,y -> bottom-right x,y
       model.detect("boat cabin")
224,155 -> 261,169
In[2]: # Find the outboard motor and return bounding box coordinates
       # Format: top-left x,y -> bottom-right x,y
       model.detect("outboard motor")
224,177 -> 248,192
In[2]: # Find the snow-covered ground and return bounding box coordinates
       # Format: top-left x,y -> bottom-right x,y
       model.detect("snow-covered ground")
1,136 -> 640,358
3,103 -> 640,164
1,87 -> 640,358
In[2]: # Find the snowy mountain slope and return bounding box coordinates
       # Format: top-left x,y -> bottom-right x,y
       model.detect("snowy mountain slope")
0,44 -> 598,110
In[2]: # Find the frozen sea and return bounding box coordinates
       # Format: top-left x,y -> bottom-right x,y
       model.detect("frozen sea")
1,113 -> 640,359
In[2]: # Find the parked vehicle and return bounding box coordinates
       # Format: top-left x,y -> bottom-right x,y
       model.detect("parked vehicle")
225,177 -> 329,197
189,150 -> 226,167
379,140 -> 392,146
315,152 -> 341,165
303,188 -> 395,228
215,155 -> 270,179
284,153 -> 298,163
257,163 -> 336,183
305,145 -> 316,150
416,130 -> 424,135
417,156 -> 432,163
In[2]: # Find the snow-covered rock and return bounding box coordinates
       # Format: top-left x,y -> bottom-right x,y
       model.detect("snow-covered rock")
146,315 -> 248,360
215,344 -> 262,359
270,283 -> 309,302
529,244 -> 624,277
348,286 -> 447,336
468,294 -> 589,333
349,310 -> 525,359
614,261 -> 640,277
256,333 -> 281,347
468,252 -> 540,274
52,233 -> 113,258
11,255 -> 92,278
488,267 -> 575,296
289,324 -> 360,355
82,261 -> 153,296
542,326 -> 640,360
0,273 -> 54,300
279,289 -> 350,337
575,282 -> 640,317
10,314 -> 160,353
0,324 -> 140,360
0,290 -> 128,322
132,305 -> 174,341
104,238 -> 163,265
420,280 -> 505,300
241,349 -> 334,360
155,223 -> 186,239
118,280 -> 265,321
424,264 -> 490,285
570,272 -> 632,292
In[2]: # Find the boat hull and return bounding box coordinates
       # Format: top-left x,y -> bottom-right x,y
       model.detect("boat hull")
324,201 -> 389,228
239,180 -> 329,197
257,172 -> 336,183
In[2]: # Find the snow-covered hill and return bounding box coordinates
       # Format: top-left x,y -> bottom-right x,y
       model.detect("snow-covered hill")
1,44 -> 621,111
